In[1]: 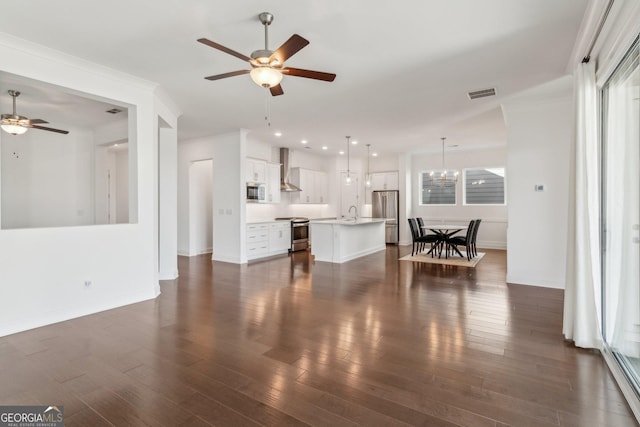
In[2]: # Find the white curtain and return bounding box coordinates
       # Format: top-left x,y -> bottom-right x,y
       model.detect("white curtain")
563,61 -> 602,349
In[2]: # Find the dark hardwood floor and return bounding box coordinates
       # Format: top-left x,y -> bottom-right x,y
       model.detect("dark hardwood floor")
0,246 -> 637,426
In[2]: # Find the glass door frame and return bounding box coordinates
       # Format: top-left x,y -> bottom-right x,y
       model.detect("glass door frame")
600,34 -> 640,409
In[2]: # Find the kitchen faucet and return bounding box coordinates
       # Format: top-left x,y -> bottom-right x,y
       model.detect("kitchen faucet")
348,205 -> 358,220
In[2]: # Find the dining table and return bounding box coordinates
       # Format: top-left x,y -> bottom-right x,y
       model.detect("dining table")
421,224 -> 468,258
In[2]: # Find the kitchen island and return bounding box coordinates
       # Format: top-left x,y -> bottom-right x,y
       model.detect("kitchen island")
310,218 -> 386,263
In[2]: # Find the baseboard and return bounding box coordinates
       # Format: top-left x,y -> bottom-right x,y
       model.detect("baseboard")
159,270 -> 179,281
477,240 -> 507,250
0,290 -> 158,338
212,253 -> 243,264
506,275 -> 566,289
177,249 -> 213,257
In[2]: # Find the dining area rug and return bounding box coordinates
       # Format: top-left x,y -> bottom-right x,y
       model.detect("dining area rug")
399,251 -> 485,267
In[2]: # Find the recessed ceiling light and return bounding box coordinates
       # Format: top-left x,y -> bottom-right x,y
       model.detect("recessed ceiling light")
372,152 -> 378,157
301,140 -> 307,144
114,143 -> 119,147
322,146 -> 328,150
339,150 -> 344,155
351,140 -> 358,145
274,132 -> 282,137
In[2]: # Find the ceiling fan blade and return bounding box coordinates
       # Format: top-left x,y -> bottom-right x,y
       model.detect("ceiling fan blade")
204,70 -> 250,81
269,34 -> 309,65
270,84 -> 284,97
197,38 -> 252,62
282,67 -> 336,82
29,119 -> 49,124
30,124 -> 69,134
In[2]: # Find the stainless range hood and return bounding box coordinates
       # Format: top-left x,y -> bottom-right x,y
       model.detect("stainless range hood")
280,148 -> 301,192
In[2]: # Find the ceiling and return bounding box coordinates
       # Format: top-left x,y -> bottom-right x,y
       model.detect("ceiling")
0,1 -> 588,155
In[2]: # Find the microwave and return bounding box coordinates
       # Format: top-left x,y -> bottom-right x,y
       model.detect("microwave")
246,182 -> 266,202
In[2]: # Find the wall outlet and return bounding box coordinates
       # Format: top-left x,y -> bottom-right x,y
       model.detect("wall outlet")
534,184 -> 545,192
84,280 -> 92,288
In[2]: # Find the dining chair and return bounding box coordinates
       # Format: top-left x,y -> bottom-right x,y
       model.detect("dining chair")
447,219 -> 476,260
470,219 -> 481,257
416,217 -> 426,237
408,218 -> 439,257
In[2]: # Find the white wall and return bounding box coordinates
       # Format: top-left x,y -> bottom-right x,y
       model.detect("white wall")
503,77 -> 573,288
188,159 -> 213,255
1,125 -> 94,229
411,147 -> 508,249
0,33 -> 178,336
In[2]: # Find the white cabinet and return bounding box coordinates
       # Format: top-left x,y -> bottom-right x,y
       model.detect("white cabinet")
371,171 -> 399,191
290,168 -> 328,204
246,221 -> 290,260
366,171 -> 398,204
246,158 -> 266,183
268,222 -> 290,253
315,171 -> 328,204
246,223 -> 269,259
266,163 -> 281,203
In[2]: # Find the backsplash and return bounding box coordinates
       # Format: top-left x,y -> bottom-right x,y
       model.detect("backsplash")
246,201 -> 334,222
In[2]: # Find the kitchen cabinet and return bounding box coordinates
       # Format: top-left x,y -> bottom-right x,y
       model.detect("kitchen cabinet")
246,158 -> 266,183
246,221 -> 290,260
367,171 -> 399,204
290,168 -> 328,204
268,222 -> 290,253
266,163 -> 281,203
371,171 -> 399,191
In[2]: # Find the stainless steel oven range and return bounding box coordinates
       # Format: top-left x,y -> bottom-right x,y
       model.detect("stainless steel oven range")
275,217 -> 309,252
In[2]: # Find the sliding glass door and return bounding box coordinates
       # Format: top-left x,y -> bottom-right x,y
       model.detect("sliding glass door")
602,36 -> 640,394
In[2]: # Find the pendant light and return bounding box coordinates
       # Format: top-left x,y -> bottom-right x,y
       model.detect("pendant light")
365,144 -> 372,187
345,136 -> 352,185
429,137 -> 459,187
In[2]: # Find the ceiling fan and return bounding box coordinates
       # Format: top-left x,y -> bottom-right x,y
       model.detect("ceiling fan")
198,12 -> 336,96
1,90 -> 69,136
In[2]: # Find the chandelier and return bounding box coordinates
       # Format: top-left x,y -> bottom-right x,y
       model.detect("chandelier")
429,137 -> 459,187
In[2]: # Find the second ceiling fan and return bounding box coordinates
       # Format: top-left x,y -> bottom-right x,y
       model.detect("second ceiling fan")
198,12 -> 336,96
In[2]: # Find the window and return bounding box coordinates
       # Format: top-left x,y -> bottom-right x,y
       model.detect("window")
419,171 -> 456,205
463,167 -> 506,205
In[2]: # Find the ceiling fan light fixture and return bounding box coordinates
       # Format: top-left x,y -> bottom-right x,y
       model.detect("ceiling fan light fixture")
250,66 -> 283,88
1,115 -> 28,135
1,122 -> 28,135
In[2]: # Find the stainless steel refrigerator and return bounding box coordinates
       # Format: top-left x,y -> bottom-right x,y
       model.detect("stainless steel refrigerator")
372,190 -> 399,244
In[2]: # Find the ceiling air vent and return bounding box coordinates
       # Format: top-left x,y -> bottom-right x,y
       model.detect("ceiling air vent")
106,108 -> 123,114
467,88 -> 496,100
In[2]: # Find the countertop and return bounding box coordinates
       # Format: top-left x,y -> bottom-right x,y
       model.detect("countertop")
246,219 -> 291,225
310,218 -> 386,225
